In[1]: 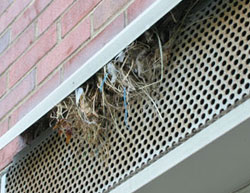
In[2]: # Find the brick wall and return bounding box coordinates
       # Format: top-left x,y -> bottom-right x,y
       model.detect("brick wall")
0,0 -> 156,171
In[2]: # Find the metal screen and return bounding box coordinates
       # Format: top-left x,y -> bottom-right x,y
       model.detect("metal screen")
5,0 -> 250,192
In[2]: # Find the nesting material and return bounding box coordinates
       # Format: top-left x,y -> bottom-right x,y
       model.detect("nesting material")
49,0 -> 198,157
50,32 -> 168,158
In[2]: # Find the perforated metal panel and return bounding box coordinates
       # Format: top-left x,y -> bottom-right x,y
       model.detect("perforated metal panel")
5,0 -> 250,192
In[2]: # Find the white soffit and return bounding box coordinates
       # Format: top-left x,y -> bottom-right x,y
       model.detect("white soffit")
111,99 -> 250,193
0,0 -> 183,149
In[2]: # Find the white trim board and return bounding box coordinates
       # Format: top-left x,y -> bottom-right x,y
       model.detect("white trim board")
0,174 -> 6,193
111,99 -> 250,193
0,0 -> 183,150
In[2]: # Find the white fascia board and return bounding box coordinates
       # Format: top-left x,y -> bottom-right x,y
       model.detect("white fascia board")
0,0 -> 183,149
110,99 -> 250,193
0,174 -> 6,193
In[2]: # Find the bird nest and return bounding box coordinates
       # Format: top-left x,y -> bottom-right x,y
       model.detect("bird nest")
49,0 -> 199,158
50,33 -> 168,158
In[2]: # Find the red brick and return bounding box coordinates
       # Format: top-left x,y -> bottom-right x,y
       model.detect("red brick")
0,136 -> 25,171
0,0 -> 31,35
0,24 -> 35,75
61,0 -> 101,37
37,17 -> 91,84
11,0 -> 52,40
9,25 -> 57,88
0,118 -> 8,137
127,0 -> 156,23
0,0 -> 13,16
64,14 -> 124,79
93,0 -> 129,30
10,71 -> 61,128
0,73 -> 7,98
37,0 -> 74,35
0,30 -> 10,54
0,70 -> 35,119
